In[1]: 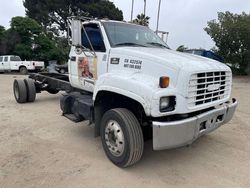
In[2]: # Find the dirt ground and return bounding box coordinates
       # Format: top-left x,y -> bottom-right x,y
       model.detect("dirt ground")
0,74 -> 249,188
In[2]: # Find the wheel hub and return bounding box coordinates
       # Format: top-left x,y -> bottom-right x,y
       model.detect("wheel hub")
105,120 -> 124,157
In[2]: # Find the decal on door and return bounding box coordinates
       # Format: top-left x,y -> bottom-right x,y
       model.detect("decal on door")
110,58 -> 120,64
124,59 -> 142,70
78,56 -> 97,81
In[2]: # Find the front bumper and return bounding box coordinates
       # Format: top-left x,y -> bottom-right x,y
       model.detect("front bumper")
152,98 -> 237,150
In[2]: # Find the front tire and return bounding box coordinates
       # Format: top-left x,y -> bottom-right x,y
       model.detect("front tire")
100,108 -> 144,167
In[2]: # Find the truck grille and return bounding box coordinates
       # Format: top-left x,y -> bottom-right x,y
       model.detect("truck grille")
188,71 -> 231,107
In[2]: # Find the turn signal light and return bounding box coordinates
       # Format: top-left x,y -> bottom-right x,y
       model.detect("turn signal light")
159,76 -> 170,88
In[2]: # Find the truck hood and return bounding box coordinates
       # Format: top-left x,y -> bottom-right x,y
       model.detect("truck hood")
111,47 -> 230,72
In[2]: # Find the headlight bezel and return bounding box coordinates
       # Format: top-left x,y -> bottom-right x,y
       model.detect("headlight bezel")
159,96 -> 176,112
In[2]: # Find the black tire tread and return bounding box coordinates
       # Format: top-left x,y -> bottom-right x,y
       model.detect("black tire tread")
13,79 -> 27,103
112,108 -> 144,167
24,79 -> 36,102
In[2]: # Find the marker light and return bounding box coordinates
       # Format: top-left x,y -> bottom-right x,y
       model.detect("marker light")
159,76 -> 170,88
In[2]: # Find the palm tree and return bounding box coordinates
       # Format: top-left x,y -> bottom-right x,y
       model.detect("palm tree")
133,14 -> 150,26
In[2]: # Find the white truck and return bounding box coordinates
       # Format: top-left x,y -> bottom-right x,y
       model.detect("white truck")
13,17 -> 237,167
0,55 -> 44,74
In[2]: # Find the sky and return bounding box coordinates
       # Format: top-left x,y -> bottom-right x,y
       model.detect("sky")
1,0 -> 250,49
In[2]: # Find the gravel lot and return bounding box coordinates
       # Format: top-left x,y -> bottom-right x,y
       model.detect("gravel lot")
0,74 -> 249,188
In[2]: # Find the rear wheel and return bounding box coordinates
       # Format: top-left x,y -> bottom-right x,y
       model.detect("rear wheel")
13,79 -> 27,103
24,79 -> 36,102
19,67 -> 28,75
100,108 -> 144,167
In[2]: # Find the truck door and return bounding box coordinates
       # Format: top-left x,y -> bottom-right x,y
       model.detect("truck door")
69,23 -> 107,92
3,56 -> 10,71
0,56 -> 3,71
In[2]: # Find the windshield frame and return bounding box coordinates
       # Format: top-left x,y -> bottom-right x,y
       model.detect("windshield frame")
102,21 -> 170,49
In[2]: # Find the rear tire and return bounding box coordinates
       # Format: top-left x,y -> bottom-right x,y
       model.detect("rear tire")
100,108 -> 144,167
19,67 -> 28,75
24,79 -> 36,102
13,79 -> 27,103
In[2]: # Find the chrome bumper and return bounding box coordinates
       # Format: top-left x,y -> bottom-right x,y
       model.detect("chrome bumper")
153,98 -> 237,150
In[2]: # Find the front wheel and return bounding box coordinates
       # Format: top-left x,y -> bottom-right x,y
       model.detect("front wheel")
100,108 -> 144,167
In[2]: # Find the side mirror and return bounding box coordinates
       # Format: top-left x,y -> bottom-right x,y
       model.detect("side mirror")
71,19 -> 82,46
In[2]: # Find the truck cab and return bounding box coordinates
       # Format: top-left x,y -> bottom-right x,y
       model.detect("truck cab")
0,55 -> 19,72
68,19 -> 237,165
13,18 -> 237,167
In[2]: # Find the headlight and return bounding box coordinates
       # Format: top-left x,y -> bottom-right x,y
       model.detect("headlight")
160,97 -> 170,110
160,96 -> 176,112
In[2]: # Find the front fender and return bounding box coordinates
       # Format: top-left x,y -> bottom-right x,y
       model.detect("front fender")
93,72 -> 159,116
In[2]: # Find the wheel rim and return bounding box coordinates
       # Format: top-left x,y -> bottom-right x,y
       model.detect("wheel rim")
105,120 -> 125,157
14,82 -> 19,99
20,68 -> 26,74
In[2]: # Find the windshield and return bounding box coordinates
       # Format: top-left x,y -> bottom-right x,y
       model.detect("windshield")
102,22 -> 169,49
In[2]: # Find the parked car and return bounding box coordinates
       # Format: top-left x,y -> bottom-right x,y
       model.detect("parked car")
55,64 -> 68,74
0,55 -> 44,74
184,49 -> 224,62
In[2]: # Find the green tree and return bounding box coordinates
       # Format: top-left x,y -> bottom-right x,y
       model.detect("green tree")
133,14 -> 150,26
33,35 -> 65,62
0,26 -> 4,38
23,0 -> 123,34
205,11 -> 250,74
0,26 -> 21,55
0,26 -> 6,54
0,16 -> 67,63
9,16 -> 42,60
176,45 -> 188,52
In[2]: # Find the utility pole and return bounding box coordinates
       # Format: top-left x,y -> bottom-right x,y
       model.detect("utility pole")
156,0 -> 162,33
131,0 -> 134,22
144,0 -> 146,15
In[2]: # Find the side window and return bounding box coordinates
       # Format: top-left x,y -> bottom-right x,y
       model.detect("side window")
10,56 -> 15,61
0,57 -> 3,62
10,56 -> 21,61
82,24 -> 106,52
4,56 -> 8,62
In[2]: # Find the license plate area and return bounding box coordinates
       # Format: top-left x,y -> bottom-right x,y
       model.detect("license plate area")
196,107 -> 227,135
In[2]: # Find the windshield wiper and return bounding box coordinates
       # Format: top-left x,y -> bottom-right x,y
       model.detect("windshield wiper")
115,43 -> 147,47
146,42 -> 169,49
